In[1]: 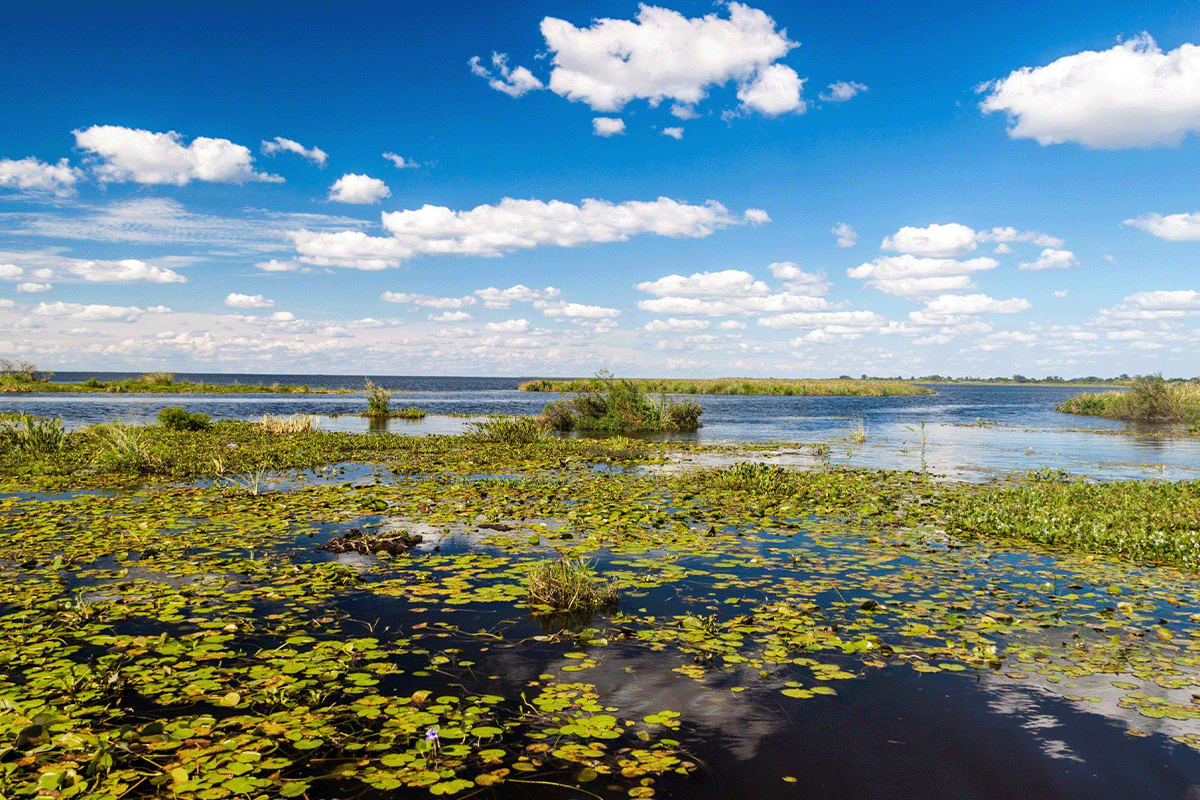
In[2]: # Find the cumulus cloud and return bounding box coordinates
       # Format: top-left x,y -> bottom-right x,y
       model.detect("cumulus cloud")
289,230 -> 409,270
0,264 -> 24,280
977,227 -> 1064,247
1124,212 -> 1200,241
531,3 -> 804,116
328,173 -> 391,204
820,81 -> 867,102
68,259 -> 187,283
225,293 -> 275,309
636,269 -> 769,298
537,301 -> 620,319
474,285 -> 561,308
644,318 -> 710,332
0,157 -> 83,195
979,34 -> 1200,149
881,223 -> 978,257
917,293 -> 1032,318
469,52 -> 545,97
1054,289 -> 1070,298
373,197 -> 766,258
261,137 -> 327,166
1018,248 -> 1079,271
638,293 -> 832,317
592,117 -> 626,136
831,222 -> 857,247
758,309 -> 888,330
848,255 -> 998,296
1098,289 -> 1200,320
662,127 -> 684,139
74,125 -> 282,185
380,292 -> 476,308
717,319 -> 746,330
33,301 -> 168,322
767,262 -> 831,295
16,282 -> 51,293
485,318 -> 529,332
430,311 -> 473,322
382,152 -> 420,169
254,259 -> 308,273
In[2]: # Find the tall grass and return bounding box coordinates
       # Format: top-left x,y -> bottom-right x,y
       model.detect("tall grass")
538,373 -> 702,433
521,376 -> 934,397
259,413 -> 318,433
88,422 -> 156,472
526,557 -> 618,612
0,414 -> 66,453
1057,374 -> 1200,422
466,415 -> 549,444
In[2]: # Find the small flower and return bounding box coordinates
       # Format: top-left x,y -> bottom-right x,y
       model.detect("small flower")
425,727 -> 439,743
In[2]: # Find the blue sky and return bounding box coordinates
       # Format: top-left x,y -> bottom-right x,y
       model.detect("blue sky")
2,1 -> 1200,377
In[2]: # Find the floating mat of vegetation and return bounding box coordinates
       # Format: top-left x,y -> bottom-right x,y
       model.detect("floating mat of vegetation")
2,433 -> 1200,798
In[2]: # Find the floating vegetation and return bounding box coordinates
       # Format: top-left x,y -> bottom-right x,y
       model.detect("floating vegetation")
319,527 -> 424,555
1059,373 -> 1200,423
2,422 -> 1200,797
521,375 -> 935,396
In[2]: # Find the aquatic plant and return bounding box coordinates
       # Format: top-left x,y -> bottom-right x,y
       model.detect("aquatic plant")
157,405 -> 212,432
467,415 -> 548,444
520,376 -> 935,396
526,557 -> 618,612
1058,374 -> 1200,422
542,372 -> 703,433
259,413 -> 318,433
364,379 -> 392,417
846,417 -> 869,443
0,414 -> 65,453
140,371 -> 174,385
88,421 -> 156,472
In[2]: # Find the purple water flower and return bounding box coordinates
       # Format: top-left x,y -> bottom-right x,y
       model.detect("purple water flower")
425,727 -> 439,743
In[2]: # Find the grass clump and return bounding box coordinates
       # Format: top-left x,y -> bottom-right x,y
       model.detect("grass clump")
88,422 -> 157,473
467,415 -> 549,444
526,557 -> 618,612
157,406 -> 211,432
140,371 -> 174,386
1058,374 -> 1200,423
0,414 -> 66,453
259,413 -> 317,433
539,372 -> 702,433
364,379 -> 391,417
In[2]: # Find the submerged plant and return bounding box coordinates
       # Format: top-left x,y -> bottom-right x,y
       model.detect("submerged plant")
526,557 -> 618,612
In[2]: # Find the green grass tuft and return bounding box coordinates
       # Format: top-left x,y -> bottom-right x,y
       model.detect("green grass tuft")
526,557 -> 618,612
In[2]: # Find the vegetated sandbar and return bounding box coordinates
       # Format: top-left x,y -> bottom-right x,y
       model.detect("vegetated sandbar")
520,376 -> 935,396
1058,375 -> 1200,424
0,373 -> 344,395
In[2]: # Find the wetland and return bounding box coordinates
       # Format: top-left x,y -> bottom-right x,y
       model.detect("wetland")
2,377 -> 1200,799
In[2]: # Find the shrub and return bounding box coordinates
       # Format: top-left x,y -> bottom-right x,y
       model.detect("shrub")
526,557 -> 618,612
0,359 -> 50,382
539,400 -> 576,431
0,414 -> 66,453
1129,373 -> 1176,420
364,379 -> 391,417
545,372 -> 703,434
157,406 -> 211,432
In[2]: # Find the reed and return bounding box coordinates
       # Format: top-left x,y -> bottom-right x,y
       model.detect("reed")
259,413 -> 318,433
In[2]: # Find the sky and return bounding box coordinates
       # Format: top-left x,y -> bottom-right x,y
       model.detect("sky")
2,1 -> 1200,378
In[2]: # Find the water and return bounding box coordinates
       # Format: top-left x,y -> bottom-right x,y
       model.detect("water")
4,377 -> 1198,480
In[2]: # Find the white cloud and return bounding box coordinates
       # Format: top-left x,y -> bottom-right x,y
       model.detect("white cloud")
382,152 -> 419,169
328,173 -> 391,204
848,255 -> 998,296
68,259 -> 187,283
74,125 -> 282,185
431,311 -> 473,322
977,227 -> 1064,247
536,3 -> 804,116
537,301 -> 620,319
254,259 -> 308,272
375,197 -> 765,258
16,282 -> 51,293
270,311 -> 295,322
1054,289 -> 1070,298
289,230 -> 409,270
644,318 -> 710,332
261,137 -> 327,166
638,292 -> 832,317
593,117 -> 626,136
881,223 -> 978,257
637,269 -> 769,298
831,222 -> 857,247
767,262 -> 831,295
381,292 -> 476,308
716,319 -> 746,330
1018,248 -> 1079,271
920,293 -> 1032,316
225,293 -> 275,309
758,309 -> 888,330
820,81 -> 867,102
485,318 -> 529,332
469,52 -> 545,97
736,62 -> 805,116
1099,289 -> 1200,320
0,299 -> 13,308
662,127 -> 684,139
474,285 -> 561,308
979,34 -> 1200,149
993,243 -> 1014,254
0,264 -> 24,280
0,157 -> 83,195
1124,212 -> 1200,241
33,301 -> 167,322
1103,254 -> 1117,264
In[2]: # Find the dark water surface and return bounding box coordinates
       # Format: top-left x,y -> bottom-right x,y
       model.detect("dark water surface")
6,377 -> 1198,480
